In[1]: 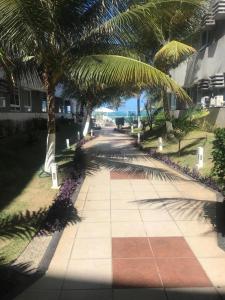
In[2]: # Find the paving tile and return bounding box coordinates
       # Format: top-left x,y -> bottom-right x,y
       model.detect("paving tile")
112,222 -> 147,237
185,236 -> 225,258
176,221 -> 215,237
157,191 -> 182,198
133,186 -> 156,193
77,193 -> 88,201
60,290 -> 112,300
157,258 -> 212,288
182,192 -> 218,202
140,209 -> 172,221
150,237 -> 194,258
166,288 -> 221,300
113,288 -> 167,300
76,223 -> 111,238
86,193 -> 110,201
83,201 -> 110,210
110,193 -> 135,201
28,271 -> 65,290
198,258 -> 225,287
154,185 -> 178,192
136,200 -> 165,209
64,259 -> 112,289
71,238 -> 111,259
135,192 -> 159,201
15,290 -> 60,300
112,237 -> 152,258
144,221 -> 182,237
111,210 -> 141,222
167,206 -> 206,221
79,185 -> 89,194
88,186 -> 111,193
110,180 -> 132,187
81,210 -> 110,223
130,179 -> 154,186
111,200 -> 138,210
74,200 -> 85,211
110,171 -> 145,179
113,258 -> 162,288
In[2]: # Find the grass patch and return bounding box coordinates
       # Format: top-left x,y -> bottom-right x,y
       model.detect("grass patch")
0,121 -> 78,263
142,129 -> 214,176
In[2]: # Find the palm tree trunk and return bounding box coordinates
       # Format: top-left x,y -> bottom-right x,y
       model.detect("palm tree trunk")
43,71 -> 56,173
162,89 -> 173,133
137,95 -> 141,128
82,112 -> 91,137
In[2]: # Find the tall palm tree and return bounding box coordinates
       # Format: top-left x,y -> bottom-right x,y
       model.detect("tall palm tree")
0,0 -> 204,172
154,41 -> 196,124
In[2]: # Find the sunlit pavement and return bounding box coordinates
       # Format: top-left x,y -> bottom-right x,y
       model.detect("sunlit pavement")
15,128 -> 225,300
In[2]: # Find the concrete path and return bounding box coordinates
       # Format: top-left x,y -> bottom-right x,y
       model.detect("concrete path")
16,128 -> 225,300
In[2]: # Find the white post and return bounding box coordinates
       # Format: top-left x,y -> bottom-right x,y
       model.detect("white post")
91,129 -> 93,137
137,132 -> 141,144
196,147 -> 204,169
66,139 -> 70,149
51,163 -> 60,189
77,131 -> 80,141
158,137 -> 163,151
131,125 -> 134,133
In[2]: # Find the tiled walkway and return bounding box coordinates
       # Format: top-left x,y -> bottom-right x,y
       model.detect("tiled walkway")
16,128 -> 225,300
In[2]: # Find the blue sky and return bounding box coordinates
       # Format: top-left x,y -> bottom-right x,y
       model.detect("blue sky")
117,95 -> 146,113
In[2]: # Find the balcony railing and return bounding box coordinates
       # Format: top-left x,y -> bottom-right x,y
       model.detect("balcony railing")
212,0 -> 225,20
202,13 -> 216,29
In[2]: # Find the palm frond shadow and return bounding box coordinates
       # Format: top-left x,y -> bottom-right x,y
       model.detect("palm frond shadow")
0,257 -> 40,300
0,204 -> 81,241
135,197 -> 225,249
79,149 -> 183,182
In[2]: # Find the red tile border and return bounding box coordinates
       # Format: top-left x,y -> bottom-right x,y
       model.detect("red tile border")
112,237 -> 212,289
150,237 -> 194,258
112,237 -> 153,258
113,258 -> 162,288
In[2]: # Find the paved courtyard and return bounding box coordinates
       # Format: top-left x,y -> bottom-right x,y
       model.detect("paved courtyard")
16,128 -> 225,299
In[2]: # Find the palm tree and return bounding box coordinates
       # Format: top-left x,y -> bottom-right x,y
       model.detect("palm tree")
154,41 -> 196,126
0,0 -> 204,172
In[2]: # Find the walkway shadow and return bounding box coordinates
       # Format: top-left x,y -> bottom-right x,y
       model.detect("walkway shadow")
0,258 -> 40,300
74,146 -> 185,182
136,197 -> 225,250
4,271 -> 224,300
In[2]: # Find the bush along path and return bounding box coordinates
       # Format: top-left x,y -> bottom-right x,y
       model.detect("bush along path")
0,135 -> 96,300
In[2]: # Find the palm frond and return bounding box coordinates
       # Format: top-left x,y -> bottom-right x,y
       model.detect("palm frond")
154,40 -> 196,71
72,54 -> 191,102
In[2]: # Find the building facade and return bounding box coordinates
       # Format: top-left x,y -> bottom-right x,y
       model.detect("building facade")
0,68 -> 74,121
170,0 -> 225,127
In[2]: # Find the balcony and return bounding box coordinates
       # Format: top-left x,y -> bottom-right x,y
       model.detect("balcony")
198,79 -> 210,90
202,13 -> 215,30
212,0 -> 225,20
210,73 -> 225,88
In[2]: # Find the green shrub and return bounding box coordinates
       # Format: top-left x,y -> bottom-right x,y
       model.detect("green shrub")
212,128 -> 225,188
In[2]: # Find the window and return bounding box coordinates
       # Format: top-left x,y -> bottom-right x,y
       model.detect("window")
41,94 -> 47,112
42,100 -> 47,112
10,88 -> 20,111
0,80 -> 8,108
20,88 -> 32,112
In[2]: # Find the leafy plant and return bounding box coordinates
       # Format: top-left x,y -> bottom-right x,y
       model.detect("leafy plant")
212,128 -> 225,189
172,108 -> 209,138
